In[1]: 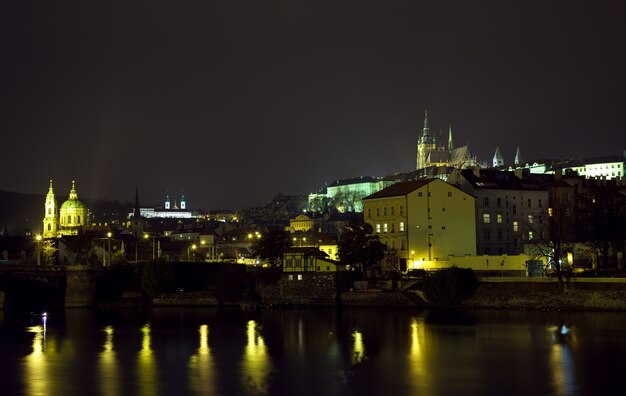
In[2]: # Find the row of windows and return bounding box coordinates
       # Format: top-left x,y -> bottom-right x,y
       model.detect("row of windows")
285,258 -> 316,267
60,215 -> 81,225
482,197 -> 544,208
369,205 -> 404,218
375,222 -> 405,233
482,213 -> 542,225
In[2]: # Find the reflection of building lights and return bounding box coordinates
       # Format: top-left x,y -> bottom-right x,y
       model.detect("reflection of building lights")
243,320 -> 271,394
25,325 -> 48,396
189,324 -> 215,394
100,326 -> 119,396
351,331 -> 366,364
138,324 -> 156,396
550,343 -> 576,395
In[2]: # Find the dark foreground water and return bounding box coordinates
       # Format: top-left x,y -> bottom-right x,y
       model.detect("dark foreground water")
1,307 -> 625,396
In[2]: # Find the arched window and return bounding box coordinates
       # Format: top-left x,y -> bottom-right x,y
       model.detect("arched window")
68,215 -> 72,224
48,208 -> 51,215
48,223 -> 51,231
77,215 -> 81,224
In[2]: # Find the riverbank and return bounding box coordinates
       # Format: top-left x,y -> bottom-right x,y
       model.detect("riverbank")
136,278 -> 626,312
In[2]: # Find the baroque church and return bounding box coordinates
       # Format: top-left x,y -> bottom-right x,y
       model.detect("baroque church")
415,111 -> 478,170
42,180 -> 90,238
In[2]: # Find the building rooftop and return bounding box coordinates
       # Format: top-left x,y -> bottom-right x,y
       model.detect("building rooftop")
363,179 -> 435,199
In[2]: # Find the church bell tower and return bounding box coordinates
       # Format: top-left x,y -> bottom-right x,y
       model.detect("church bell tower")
42,180 -> 58,238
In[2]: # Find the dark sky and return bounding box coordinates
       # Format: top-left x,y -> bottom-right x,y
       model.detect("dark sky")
1,0 -> 625,210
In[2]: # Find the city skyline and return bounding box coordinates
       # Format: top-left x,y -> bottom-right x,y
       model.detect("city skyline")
1,1 -> 625,209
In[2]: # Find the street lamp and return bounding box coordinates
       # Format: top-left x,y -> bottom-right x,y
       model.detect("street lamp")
35,234 -> 42,265
143,233 -> 155,260
411,250 -> 415,268
106,232 -> 112,267
188,244 -> 197,261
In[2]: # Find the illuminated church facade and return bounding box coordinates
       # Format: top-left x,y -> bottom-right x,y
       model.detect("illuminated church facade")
42,180 -> 90,238
415,111 -> 478,170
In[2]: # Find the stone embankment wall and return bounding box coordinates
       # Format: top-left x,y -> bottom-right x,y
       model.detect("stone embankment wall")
462,279 -> 626,310
258,273 -> 338,306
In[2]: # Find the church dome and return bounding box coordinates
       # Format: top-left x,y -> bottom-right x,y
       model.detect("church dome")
61,197 -> 86,210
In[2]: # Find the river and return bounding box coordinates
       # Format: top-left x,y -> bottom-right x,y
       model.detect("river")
0,307 -> 625,395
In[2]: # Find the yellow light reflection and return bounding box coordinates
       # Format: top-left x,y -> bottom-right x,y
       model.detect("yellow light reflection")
24,325 -> 48,396
549,342 -> 576,395
408,318 -> 429,392
137,324 -> 156,396
242,320 -> 272,394
351,331 -> 366,364
189,324 -> 216,394
99,326 -> 119,396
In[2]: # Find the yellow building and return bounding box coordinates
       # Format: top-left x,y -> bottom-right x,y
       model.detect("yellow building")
363,178 -> 476,271
289,214 -> 314,232
42,180 -> 90,237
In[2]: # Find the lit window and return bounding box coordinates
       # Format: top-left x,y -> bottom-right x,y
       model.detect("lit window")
297,274 -> 303,280
513,221 -> 519,232
399,222 -> 405,232
383,223 -> 388,233
483,213 -> 491,224
528,231 -> 534,240
528,215 -> 533,224
376,224 -> 381,233
497,214 -> 503,224
548,208 -> 553,217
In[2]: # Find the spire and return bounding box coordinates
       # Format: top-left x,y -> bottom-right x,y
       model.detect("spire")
418,110 -> 434,145
493,146 -> 504,168
448,125 -> 454,150
165,190 -> 171,209
180,192 -> 186,210
68,180 -> 78,200
133,183 -> 141,218
514,146 -> 524,165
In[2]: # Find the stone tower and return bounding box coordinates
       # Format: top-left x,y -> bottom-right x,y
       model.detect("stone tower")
42,180 -> 58,238
493,146 -> 504,168
416,111 -> 436,170
514,146 -> 524,165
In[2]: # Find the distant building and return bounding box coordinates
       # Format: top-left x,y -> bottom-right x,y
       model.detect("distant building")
415,111 -> 478,170
128,191 -> 198,219
363,179 -> 476,272
282,247 -> 345,273
42,180 -> 90,238
309,176 -> 396,213
449,169 -> 550,255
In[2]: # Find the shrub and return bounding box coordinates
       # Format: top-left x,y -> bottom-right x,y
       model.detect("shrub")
423,267 -> 478,306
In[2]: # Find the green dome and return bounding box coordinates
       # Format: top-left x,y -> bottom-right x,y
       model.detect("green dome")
61,198 -> 86,210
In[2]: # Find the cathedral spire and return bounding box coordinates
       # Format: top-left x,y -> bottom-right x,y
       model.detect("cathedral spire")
448,125 -> 454,150
493,146 -> 504,168
133,183 -> 141,219
422,110 -> 430,137
514,146 -> 524,165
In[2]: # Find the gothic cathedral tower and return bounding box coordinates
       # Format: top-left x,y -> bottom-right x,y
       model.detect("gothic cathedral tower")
416,110 -> 436,170
42,180 -> 58,238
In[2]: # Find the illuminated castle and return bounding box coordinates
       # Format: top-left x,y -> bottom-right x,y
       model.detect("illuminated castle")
42,180 -> 90,238
415,111 -> 478,170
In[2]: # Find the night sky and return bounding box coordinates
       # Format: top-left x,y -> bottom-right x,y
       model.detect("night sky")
1,1 -> 624,210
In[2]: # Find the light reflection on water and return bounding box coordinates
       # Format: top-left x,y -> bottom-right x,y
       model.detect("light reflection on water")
4,308 -> 626,395
242,320 -> 272,394
138,324 -> 156,396
188,324 -> 215,395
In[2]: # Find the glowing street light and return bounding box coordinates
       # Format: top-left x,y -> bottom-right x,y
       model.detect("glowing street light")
188,244 -> 197,261
106,232 -> 112,267
35,234 -> 42,265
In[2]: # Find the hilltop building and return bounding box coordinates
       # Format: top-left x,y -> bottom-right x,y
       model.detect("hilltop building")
128,191 -> 198,219
415,111 -> 478,171
42,180 -> 90,238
